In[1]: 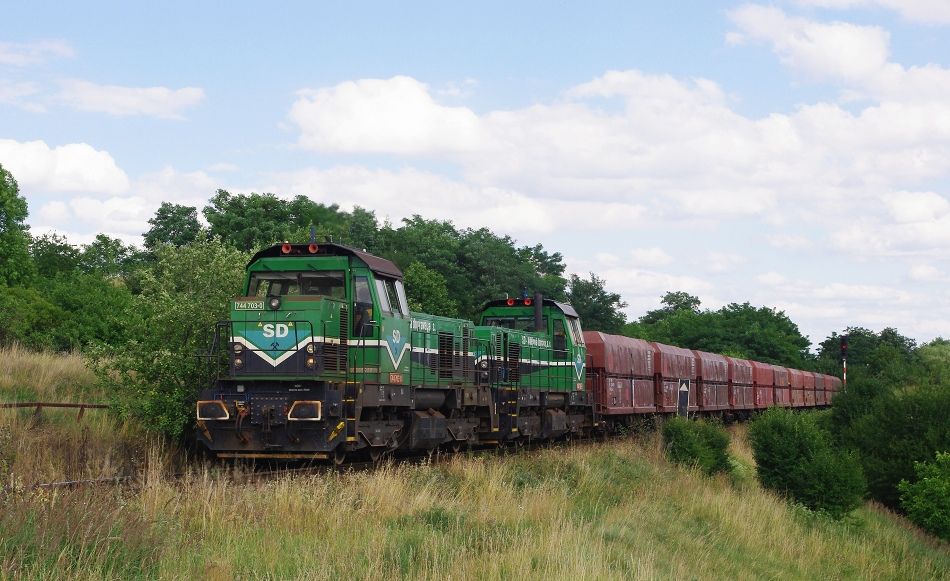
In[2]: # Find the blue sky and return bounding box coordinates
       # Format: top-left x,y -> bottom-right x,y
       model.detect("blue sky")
3,1 -> 950,346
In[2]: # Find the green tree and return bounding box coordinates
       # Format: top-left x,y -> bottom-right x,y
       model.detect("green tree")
143,202 -> 203,250
898,452 -> 950,540
640,291 -> 701,325
749,407 -> 866,519
30,232 -> 81,278
79,234 -> 143,279
0,286 -> 67,350
403,261 -> 458,317
93,239 -> 249,438
662,417 -> 731,476
0,164 -> 36,286
204,189 -> 294,251
566,273 -> 627,333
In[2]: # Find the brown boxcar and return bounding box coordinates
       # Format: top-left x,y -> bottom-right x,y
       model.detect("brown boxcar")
814,372 -> 826,406
584,331 -> 656,414
652,342 -> 698,413
726,356 -> 755,410
803,371 -> 817,407
827,375 -> 842,403
788,368 -> 805,407
751,361 -> 775,408
773,365 -> 791,407
693,350 -> 730,411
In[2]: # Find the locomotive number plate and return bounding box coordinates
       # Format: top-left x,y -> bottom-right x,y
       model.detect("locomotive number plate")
389,373 -> 404,384
235,301 -> 264,310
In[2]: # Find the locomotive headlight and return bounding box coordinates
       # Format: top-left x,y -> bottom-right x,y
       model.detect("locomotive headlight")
233,343 -> 243,354
306,343 -> 315,354
268,297 -> 281,310
478,360 -> 489,369
306,357 -> 316,368
234,358 -> 243,369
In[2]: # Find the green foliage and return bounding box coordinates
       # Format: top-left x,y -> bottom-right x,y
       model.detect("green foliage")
143,202 -> 204,250
0,286 -> 68,350
625,294 -> 812,368
0,163 -> 36,286
30,232 -> 81,278
93,239 -> 248,438
749,408 -> 866,519
817,327 -> 917,378
403,262 -> 458,317
661,417 -> 731,476
566,273 -> 627,333
839,381 -> 950,508
42,272 -> 133,347
78,234 -> 145,280
898,452 -> 950,540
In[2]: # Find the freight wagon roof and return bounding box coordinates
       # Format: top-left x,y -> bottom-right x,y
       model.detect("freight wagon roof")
751,361 -> 775,386
813,372 -> 825,389
693,350 -> 729,383
803,371 -> 816,389
651,342 -> 697,380
726,356 -> 754,385
247,243 -> 403,279
773,365 -> 790,387
827,376 -> 842,391
788,368 -> 805,388
584,332 -> 654,376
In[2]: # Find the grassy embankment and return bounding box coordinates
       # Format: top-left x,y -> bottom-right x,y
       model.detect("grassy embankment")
1,347 -> 948,579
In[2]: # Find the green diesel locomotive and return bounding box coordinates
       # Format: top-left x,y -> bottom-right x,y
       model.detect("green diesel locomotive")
196,242 -> 592,462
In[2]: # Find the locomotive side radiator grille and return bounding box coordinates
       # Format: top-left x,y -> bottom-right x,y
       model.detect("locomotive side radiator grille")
438,331 -> 454,380
508,343 -> 522,383
336,306 -> 349,372
461,329 -> 471,380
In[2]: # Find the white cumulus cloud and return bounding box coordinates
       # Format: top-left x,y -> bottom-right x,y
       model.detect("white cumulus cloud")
0,138 -> 129,194
57,80 -> 205,119
0,40 -> 74,66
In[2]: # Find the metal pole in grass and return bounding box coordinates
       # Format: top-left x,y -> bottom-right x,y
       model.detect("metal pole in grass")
678,379 -> 690,418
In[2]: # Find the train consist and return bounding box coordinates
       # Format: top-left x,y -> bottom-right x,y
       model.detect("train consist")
195,242 -> 839,461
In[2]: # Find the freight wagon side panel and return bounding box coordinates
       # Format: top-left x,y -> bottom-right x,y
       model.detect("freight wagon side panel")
751,361 -> 775,409
693,350 -> 729,411
727,356 -> 755,410
652,342 -> 697,412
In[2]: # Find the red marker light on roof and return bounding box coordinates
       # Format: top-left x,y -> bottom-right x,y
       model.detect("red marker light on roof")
281,243 -> 292,254
523,298 -> 532,306
308,243 -> 318,254
506,298 -> 515,306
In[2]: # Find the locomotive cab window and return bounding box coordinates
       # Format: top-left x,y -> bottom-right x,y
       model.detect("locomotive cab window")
375,278 -> 407,317
250,271 -> 345,298
484,316 -> 547,331
553,320 -> 569,359
353,275 -> 374,337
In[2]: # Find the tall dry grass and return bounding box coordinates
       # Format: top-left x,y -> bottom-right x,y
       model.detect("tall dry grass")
1,349 -> 947,579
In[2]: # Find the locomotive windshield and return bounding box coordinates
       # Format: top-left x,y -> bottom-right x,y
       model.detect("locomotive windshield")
249,271 -> 346,299
484,316 -> 548,331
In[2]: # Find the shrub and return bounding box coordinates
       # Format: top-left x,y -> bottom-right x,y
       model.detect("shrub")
662,417 -> 731,476
898,452 -> 950,540
842,383 -> 950,507
749,407 -> 866,519
93,239 -> 248,439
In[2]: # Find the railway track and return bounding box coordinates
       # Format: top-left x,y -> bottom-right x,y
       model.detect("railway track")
15,432 -> 614,493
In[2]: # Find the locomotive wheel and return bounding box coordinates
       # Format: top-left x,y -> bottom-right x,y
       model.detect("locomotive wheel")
333,447 -> 347,466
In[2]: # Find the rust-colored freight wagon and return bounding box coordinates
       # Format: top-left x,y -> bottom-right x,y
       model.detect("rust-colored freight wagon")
693,350 -> 729,411
814,373 -> 826,406
652,342 -> 698,413
751,361 -> 775,409
827,375 -> 842,403
803,371 -> 816,407
726,356 -> 754,410
788,368 -> 805,407
773,365 -> 791,407
584,332 -> 656,414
